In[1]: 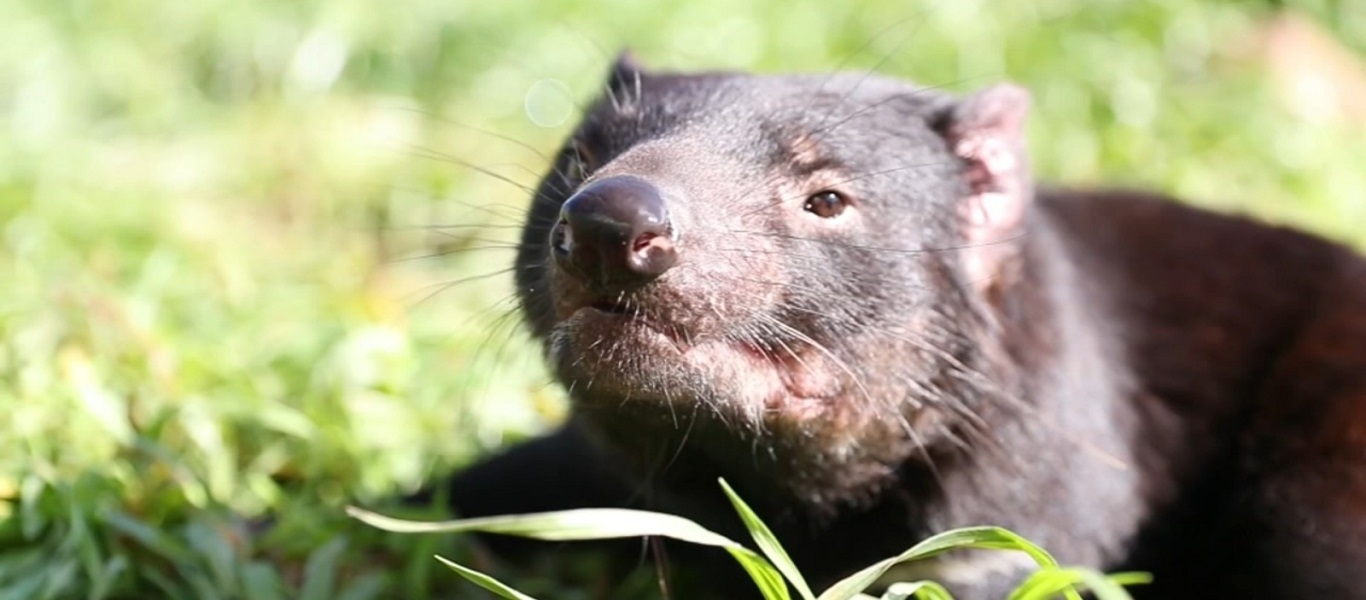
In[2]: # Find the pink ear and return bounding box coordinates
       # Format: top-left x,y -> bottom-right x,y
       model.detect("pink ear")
937,84 -> 1033,285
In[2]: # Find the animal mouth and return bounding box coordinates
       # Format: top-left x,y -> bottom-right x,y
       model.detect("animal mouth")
556,301 -> 840,419
568,299 -> 685,350
587,300 -> 632,316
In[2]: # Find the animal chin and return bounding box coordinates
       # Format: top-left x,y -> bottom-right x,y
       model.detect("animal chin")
553,306 -> 839,422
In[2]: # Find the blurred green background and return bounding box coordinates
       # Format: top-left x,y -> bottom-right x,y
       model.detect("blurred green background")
2,0 -> 1364,597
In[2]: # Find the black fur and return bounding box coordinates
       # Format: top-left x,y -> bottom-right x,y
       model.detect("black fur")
424,58 -> 1366,599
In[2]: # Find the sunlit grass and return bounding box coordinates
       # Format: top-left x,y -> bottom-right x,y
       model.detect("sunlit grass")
349,478 -> 1151,600
2,0 -> 1364,596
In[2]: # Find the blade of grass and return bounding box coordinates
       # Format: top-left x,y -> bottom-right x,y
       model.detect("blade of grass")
881,581 -> 955,600
1009,567 -> 1150,600
718,478 -> 815,600
240,562 -> 285,600
349,506 -> 790,600
183,521 -> 239,596
349,506 -> 739,543
0,572 -> 47,600
816,526 -> 1070,600
88,556 -> 128,600
1106,573 -> 1154,587
333,572 -> 390,600
100,510 -> 194,560
434,556 -> 539,600
298,537 -> 348,600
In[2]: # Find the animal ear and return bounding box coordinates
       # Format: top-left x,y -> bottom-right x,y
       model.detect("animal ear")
606,49 -> 648,91
933,83 -> 1034,286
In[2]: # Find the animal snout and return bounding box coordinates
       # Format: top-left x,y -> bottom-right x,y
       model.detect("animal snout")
550,175 -> 678,290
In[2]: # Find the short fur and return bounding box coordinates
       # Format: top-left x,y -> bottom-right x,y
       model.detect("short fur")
418,58 -> 1366,599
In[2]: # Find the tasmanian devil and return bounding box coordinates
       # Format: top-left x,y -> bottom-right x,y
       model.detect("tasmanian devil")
418,54 -> 1366,599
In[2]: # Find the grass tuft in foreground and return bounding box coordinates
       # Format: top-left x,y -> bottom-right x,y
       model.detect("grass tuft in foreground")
351,478 -> 1152,600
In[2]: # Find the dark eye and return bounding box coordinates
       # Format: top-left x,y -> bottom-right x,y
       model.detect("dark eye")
803,190 -> 848,218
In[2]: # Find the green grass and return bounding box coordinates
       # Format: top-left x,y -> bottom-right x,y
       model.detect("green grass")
2,0 -> 1364,597
350,478 -> 1151,600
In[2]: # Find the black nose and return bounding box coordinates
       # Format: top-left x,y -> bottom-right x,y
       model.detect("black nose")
550,175 -> 677,290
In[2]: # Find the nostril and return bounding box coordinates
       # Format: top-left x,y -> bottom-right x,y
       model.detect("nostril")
632,232 -> 661,253
629,231 -> 676,276
550,219 -> 572,256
